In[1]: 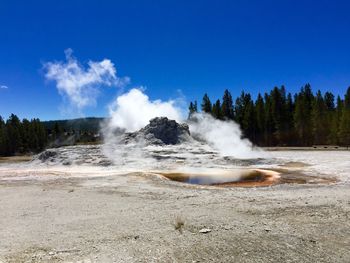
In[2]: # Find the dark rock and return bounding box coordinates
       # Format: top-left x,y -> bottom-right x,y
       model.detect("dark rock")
38,150 -> 57,161
121,117 -> 190,145
98,160 -> 113,166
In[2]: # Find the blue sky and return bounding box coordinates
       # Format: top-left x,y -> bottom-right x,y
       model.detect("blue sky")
0,0 -> 350,120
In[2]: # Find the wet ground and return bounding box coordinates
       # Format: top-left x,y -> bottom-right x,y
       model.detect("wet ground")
159,169 -> 274,186
158,168 -> 337,187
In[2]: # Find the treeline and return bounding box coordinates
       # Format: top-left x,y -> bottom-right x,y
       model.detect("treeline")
189,84 -> 350,147
44,121 -> 101,146
0,115 -> 102,156
43,117 -> 103,134
0,114 -> 47,156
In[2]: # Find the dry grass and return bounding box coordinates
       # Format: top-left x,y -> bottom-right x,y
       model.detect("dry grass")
174,215 -> 185,233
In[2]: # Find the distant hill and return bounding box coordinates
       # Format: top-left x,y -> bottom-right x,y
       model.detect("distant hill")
42,117 -> 106,133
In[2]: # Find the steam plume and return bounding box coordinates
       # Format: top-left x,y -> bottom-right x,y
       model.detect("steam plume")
189,113 -> 265,158
44,50 -> 264,160
103,88 -> 264,160
107,88 -> 184,132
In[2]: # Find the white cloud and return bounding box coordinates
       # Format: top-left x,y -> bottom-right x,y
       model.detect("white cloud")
43,49 -> 129,112
0,85 -> 8,89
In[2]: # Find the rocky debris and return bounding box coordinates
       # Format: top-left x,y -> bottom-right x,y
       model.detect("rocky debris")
38,150 -> 57,161
199,228 -> 212,234
62,160 -> 72,166
32,145 -> 112,166
121,117 -> 191,145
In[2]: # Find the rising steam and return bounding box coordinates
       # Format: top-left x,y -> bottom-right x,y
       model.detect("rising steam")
103,88 -> 264,160
189,113 -> 265,158
107,88 -> 184,132
44,49 -> 264,160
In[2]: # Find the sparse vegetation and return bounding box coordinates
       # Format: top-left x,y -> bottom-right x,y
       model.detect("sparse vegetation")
174,215 -> 185,233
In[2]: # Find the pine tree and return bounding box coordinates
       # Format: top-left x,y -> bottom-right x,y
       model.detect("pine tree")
201,93 -> 212,113
5,114 -> 22,155
52,121 -> 63,144
323,92 -> 335,144
221,89 -> 234,119
31,118 -> 46,151
193,101 -> 198,112
232,92 -> 255,141
339,87 -> 350,146
212,99 -> 223,119
324,92 -> 335,110
329,96 -> 343,145
188,102 -> 196,119
242,97 -> 257,142
294,84 -> 314,146
255,94 -> 265,145
311,90 -> 327,145
0,116 -> 5,156
234,91 -> 249,125
28,120 -> 39,151
284,93 -> 295,145
270,86 -> 287,145
264,93 -> 275,145
21,118 -> 30,153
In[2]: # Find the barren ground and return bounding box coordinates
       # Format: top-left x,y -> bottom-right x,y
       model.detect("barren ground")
0,150 -> 349,262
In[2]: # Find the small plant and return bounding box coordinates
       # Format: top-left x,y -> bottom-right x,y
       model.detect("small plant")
174,215 -> 185,233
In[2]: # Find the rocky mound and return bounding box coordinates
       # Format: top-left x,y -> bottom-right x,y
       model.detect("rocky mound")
121,117 -> 191,145
32,118 -> 192,165
38,150 -> 58,161
33,145 -> 113,166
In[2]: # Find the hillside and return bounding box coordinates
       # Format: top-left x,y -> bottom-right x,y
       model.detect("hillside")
42,117 -> 106,133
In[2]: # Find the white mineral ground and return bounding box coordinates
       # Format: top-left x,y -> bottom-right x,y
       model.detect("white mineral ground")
0,144 -> 349,262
